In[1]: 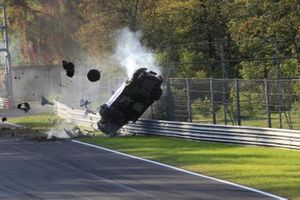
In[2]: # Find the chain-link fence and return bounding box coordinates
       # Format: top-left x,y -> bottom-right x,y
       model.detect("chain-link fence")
6,64 -> 300,130
149,78 -> 300,129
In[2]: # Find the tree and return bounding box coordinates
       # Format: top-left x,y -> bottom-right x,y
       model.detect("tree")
227,0 -> 300,79
3,0 -> 82,65
142,0 -> 239,78
76,0 -> 155,57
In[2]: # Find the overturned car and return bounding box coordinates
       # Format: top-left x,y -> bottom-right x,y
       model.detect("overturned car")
97,68 -> 163,136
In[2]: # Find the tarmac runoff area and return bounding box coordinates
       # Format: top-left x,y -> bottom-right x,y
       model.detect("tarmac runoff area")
0,135 -> 287,200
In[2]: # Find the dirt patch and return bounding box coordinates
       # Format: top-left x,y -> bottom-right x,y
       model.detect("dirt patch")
0,127 -> 68,142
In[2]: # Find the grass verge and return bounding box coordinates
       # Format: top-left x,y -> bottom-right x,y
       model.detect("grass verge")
7,114 -> 62,132
80,136 -> 300,200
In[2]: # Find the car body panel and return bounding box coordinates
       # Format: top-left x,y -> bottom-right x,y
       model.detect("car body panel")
97,68 -> 163,136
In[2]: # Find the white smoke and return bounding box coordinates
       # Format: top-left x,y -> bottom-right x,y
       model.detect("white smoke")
112,27 -> 161,77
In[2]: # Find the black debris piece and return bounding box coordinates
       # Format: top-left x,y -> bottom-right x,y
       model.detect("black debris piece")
62,60 -> 75,77
41,96 -> 54,106
87,69 -> 101,82
1,117 -> 7,122
17,102 -> 31,113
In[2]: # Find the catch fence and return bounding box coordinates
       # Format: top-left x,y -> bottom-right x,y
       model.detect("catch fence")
150,78 -> 300,130
4,64 -> 300,130
58,75 -> 300,129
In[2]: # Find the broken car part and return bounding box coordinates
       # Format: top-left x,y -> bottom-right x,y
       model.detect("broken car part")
62,60 -> 75,77
41,96 -> 54,106
17,102 -> 31,113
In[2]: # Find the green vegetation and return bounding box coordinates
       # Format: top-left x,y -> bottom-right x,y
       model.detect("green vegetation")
7,114 -> 103,135
8,114 -> 62,132
4,0 -> 300,79
80,136 -> 300,200
193,111 -> 300,130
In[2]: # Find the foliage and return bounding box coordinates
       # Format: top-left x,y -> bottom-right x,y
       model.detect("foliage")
191,98 -> 211,117
1,0 -> 300,78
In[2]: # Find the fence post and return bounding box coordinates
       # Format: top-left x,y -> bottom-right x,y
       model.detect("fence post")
220,44 -> 227,125
235,79 -> 241,126
210,78 -> 216,124
186,78 -> 192,122
222,79 -> 228,125
166,78 -> 174,121
273,40 -> 283,128
264,79 -> 272,128
276,79 -> 283,128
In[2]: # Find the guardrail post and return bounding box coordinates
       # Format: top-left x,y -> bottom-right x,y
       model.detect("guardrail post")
235,79 -> 241,126
264,79 -> 272,128
186,78 -> 192,122
210,78 -> 216,124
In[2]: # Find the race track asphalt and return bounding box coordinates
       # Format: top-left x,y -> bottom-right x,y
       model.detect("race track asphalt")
0,139 -> 285,200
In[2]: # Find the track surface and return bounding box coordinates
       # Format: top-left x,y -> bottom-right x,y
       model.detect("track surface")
0,140 -> 283,200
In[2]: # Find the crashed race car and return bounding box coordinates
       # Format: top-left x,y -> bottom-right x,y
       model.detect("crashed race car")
97,68 -> 163,136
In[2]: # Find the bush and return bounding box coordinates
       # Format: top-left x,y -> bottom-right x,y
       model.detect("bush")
192,98 -> 211,117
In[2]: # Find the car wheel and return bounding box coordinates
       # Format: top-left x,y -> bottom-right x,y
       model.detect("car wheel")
132,68 -> 147,81
100,104 -> 110,118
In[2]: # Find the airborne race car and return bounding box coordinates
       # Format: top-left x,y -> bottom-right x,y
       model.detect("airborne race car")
97,68 -> 163,136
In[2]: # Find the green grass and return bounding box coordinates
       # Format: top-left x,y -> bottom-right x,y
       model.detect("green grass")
80,136 -> 300,200
8,114 -> 62,132
193,112 -> 300,130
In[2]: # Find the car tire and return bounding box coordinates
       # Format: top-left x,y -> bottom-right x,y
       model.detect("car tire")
100,104 -> 110,118
132,68 -> 147,81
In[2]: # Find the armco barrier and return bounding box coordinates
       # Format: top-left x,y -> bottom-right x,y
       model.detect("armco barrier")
0,97 -> 9,110
54,100 -> 100,129
123,119 -> 300,149
54,100 -> 300,149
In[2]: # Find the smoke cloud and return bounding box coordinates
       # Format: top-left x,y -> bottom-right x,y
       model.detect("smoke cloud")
112,27 -> 161,77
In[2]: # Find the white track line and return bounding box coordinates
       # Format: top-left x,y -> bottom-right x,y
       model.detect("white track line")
72,140 -> 287,200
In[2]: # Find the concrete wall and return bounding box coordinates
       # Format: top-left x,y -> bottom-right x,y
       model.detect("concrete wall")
0,65 -> 125,110
10,65 -> 62,103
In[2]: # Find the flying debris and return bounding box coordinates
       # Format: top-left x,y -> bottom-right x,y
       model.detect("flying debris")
62,60 -> 75,77
79,99 -> 96,117
63,127 -> 85,138
84,107 -> 96,117
80,99 -> 91,108
17,102 -> 31,113
87,69 -> 101,82
64,128 -> 73,138
97,68 -> 163,136
41,96 -> 54,106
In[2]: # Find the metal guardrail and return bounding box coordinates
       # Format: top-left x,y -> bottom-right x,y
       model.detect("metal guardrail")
0,97 -> 9,110
54,100 -> 100,129
123,119 -> 300,149
54,100 -> 300,149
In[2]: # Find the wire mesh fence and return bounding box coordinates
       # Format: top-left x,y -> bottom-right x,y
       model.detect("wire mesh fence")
38,72 -> 300,130
149,78 -> 300,129
3,64 -> 300,130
